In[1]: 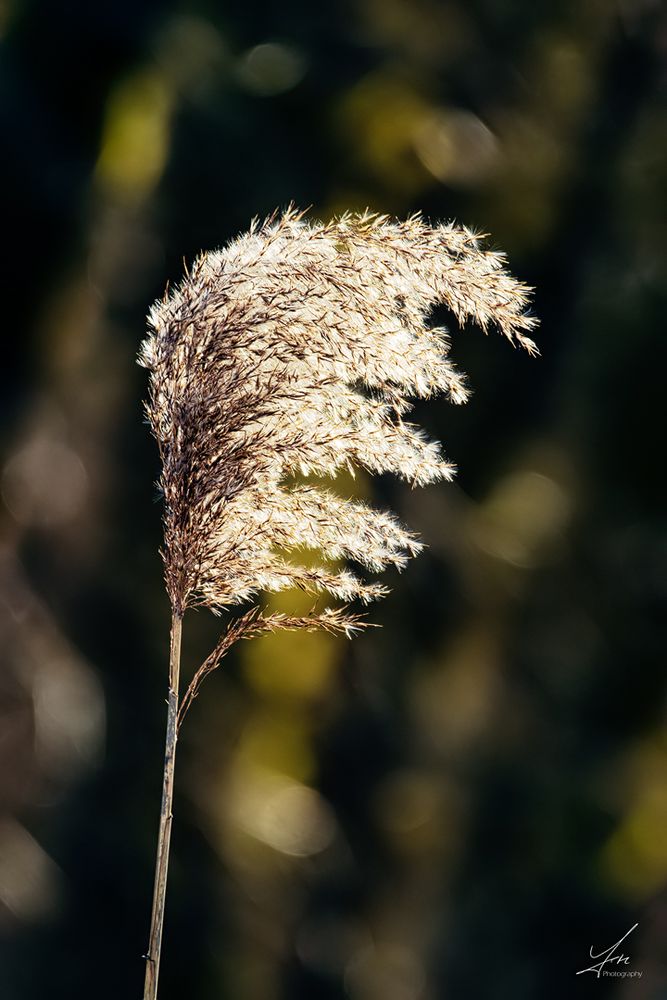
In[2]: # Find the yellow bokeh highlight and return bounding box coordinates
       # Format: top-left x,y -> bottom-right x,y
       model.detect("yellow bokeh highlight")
336,72 -> 432,194
95,70 -> 172,201
600,735 -> 667,898
242,624 -> 339,702
234,708 -> 316,783
471,469 -> 571,568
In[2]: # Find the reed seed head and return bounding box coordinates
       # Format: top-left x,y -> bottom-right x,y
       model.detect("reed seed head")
140,208 -> 537,622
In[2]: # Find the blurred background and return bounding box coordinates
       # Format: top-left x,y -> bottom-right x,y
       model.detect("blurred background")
1,0 -> 666,997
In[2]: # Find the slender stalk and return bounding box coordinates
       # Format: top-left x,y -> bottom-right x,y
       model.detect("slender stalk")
144,612 -> 182,1000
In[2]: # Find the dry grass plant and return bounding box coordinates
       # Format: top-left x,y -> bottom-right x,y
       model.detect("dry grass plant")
139,207 -> 537,999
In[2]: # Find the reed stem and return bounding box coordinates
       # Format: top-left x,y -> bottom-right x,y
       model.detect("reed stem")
143,612 -> 182,1000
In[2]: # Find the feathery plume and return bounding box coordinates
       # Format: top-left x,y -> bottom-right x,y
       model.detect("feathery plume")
140,207 -> 537,624
140,207 -> 537,1000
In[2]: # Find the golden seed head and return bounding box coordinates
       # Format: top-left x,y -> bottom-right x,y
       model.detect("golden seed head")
140,207 -> 538,618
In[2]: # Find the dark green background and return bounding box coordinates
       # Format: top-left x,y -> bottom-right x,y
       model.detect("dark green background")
1,1 -> 666,998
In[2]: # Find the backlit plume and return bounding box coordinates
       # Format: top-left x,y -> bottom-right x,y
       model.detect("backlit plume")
140,208 -> 537,641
